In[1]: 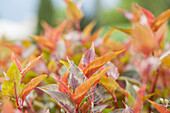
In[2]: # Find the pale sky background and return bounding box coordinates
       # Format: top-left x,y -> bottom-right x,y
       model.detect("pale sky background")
0,0 -> 119,40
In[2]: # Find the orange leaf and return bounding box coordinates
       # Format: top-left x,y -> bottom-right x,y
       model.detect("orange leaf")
66,0 -> 83,21
70,67 -> 109,104
160,51 -> 170,68
103,28 -> 115,42
21,54 -> 42,77
113,27 -> 132,35
131,23 -> 156,56
90,28 -> 103,42
20,75 -> 47,101
83,21 -> 96,38
59,66 -> 71,94
147,99 -> 170,113
2,42 -> 22,55
2,97 -> 15,113
31,36 -> 55,50
83,50 -> 123,77
152,9 -> 170,31
103,39 -> 124,51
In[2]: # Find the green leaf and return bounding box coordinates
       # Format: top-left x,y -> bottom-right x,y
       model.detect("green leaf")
102,106 -> 114,113
92,104 -> 108,113
79,93 -> 92,108
7,62 -> 22,84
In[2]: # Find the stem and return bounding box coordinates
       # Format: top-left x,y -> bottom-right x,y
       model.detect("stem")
76,104 -> 79,113
91,86 -> 95,113
112,94 -> 119,109
149,69 -> 159,95
25,99 -> 35,113
14,81 -> 20,110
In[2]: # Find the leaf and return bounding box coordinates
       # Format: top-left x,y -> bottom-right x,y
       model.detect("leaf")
59,66 -> 71,94
2,64 -> 25,97
122,102 -> 134,113
20,75 -> 47,101
138,5 -> 155,26
7,62 -> 22,84
103,28 -> 115,42
103,39 -> 124,51
31,36 -> 55,50
131,23 -> 156,56
39,84 -> 59,92
94,85 -> 108,103
2,97 -> 15,113
113,27 -> 132,35
66,0 -> 83,21
70,67 -> 109,104
59,60 -> 69,67
110,108 -> 125,113
126,81 -> 137,100
83,50 -> 123,77
38,88 -> 76,113
2,81 -> 15,97
83,21 -> 96,38
102,106 -> 114,113
99,76 -> 119,97
152,9 -> 170,31
82,42 -> 96,68
105,62 -> 119,80
11,53 -> 22,71
67,59 -> 85,91
133,85 -> 146,113
160,50 -> 170,67
103,27 -> 131,42
2,42 -> 22,55
79,93 -> 92,108
90,27 -> 103,42
21,54 -> 42,78
147,99 -> 170,113
92,104 -> 108,113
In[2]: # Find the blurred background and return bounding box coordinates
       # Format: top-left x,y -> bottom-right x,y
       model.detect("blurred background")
0,0 -> 169,40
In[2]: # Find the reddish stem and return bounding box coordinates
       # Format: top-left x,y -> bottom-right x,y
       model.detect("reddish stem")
25,99 -> 35,113
112,94 -> 119,109
91,86 -> 95,113
149,69 -> 159,95
14,81 -> 20,110
76,104 -> 79,113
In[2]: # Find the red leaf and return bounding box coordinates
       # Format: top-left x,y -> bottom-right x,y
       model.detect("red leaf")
133,85 -> 146,113
138,5 -> 155,26
11,53 -> 22,71
83,50 -> 123,77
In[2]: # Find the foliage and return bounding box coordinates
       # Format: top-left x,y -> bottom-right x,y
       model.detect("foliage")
0,1 -> 170,113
